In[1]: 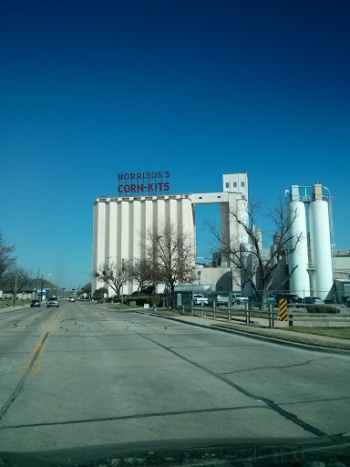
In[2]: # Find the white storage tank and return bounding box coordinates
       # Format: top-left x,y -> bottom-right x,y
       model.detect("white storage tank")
287,186 -> 310,298
309,184 -> 333,299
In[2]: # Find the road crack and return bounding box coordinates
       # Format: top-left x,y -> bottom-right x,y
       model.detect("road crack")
0,405 -> 264,430
221,358 -> 327,375
135,331 -> 327,438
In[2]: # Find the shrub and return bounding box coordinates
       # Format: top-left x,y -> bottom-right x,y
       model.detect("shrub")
124,294 -> 164,307
306,305 -> 340,314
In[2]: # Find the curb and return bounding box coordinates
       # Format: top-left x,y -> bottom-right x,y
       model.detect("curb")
135,310 -> 350,355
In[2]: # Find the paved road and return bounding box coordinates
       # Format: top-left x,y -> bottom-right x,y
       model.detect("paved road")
1,301 -> 350,452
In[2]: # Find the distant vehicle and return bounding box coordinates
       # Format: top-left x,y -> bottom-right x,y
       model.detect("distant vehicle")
275,293 -> 301,304
303,296 -> 324,304
30,299 -> 41,307
216,294 -> 230,306
69,297 -> 75,302
229,293 -> 249,305
47,297 -> 59,307
192,294 -> 209,305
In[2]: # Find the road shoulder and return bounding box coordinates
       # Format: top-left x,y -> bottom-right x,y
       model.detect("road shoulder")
130,308 -> 350,354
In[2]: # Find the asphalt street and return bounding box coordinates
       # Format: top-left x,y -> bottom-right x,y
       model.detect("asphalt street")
1,301 -> 350,453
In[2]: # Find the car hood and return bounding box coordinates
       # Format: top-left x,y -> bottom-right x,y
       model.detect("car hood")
1,434 -> 350,466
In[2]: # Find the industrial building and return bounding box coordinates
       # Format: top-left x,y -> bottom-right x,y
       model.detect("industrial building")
92,172 -> 248,296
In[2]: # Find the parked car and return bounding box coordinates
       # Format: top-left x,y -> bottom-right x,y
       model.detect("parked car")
275,293 -> 301,304
216,294 -> 230,306
303,296 -> 324,304
47,297 -> 59,307
30,299 -> 41,307
229,293 -> 249,305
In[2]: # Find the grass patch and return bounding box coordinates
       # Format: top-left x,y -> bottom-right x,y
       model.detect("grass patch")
211,323 -> 350,350
154,310 -> 181,317
286,327 -> 350,340
0,300 -> 29,309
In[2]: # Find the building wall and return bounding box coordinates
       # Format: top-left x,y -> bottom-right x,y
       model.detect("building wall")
333,252 -> 350,280
92,194 -> 195,295
194,266 -> 233,292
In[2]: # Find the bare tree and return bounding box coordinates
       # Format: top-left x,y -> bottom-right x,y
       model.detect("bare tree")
82,282 -> 92,295
95,260 -> 131,299
0,231 -> 16,279
146,222 -> 196,303
1,267 -> 31,296
210,199 -> 302,305
129,258 -> 153,292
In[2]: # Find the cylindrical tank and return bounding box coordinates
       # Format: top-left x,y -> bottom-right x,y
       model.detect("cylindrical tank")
309,199 -> 333,299
287,200 -> 310,298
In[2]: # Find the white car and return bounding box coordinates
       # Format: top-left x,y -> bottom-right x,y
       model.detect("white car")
47,297 -> 59,308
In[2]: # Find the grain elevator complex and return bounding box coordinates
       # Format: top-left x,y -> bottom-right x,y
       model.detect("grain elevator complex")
92,172 -> 349,302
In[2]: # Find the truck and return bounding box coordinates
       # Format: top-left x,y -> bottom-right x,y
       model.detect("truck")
216,293 -> 249,306
229,293 -> 249,305
216,294 -> 230,306
192,294 -> 209,305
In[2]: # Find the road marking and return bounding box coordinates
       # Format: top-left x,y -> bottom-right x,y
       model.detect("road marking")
19,309 -> 61,375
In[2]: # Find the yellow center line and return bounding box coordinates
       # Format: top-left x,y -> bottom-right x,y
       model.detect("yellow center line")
19,308 -> 61,375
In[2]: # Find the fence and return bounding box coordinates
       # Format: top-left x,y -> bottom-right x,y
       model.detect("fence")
179,301 -> 278,328
178,301 -> 350,329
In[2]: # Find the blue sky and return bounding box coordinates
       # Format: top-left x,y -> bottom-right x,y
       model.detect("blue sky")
1,0 -> 349,290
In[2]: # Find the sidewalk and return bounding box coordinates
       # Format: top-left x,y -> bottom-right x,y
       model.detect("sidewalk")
137,309 -> 350,353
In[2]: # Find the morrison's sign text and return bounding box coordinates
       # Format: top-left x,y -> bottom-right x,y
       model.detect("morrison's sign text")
117,171 -> 171,194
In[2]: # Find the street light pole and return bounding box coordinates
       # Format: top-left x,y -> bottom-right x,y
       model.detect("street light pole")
121,259 -> 125,305
40,274 -> 43,303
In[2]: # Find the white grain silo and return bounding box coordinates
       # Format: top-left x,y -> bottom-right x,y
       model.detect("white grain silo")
308,183 -> 333,299
287,185 -> 310,298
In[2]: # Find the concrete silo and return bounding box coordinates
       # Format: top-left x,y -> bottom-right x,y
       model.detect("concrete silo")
286,185 -> 310,298
308,184 -> 333,299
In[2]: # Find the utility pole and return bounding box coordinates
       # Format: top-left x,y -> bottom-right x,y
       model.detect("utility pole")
40,275 -> 43,303
121,259 -> 125,305
12,271 -> 18,307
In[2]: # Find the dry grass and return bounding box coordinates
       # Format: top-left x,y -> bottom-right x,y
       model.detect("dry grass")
0,300 -> 29,309
286,327 -> 350,340
212,323 -> 350,350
